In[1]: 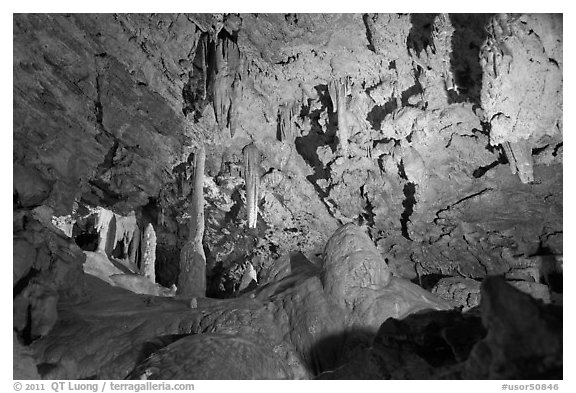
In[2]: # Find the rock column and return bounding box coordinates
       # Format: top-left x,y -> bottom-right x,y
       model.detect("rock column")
178,146 -> 207,297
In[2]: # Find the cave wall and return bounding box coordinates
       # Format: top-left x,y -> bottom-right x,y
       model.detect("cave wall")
13,13 -> 562,303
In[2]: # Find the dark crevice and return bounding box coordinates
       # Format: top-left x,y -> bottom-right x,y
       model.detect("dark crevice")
531,144 -> 549,155
362,14 -> 376,52
295,84 -> 337,203
275,54 -> 298,65
87,178 -> 125,205
452,188 -> 492,206
552,142 -> 563,157
411,273 -> 451,291
401,78 -> 424,107
366,97 -> 398,130
224,187 -> 244,224
407,14 -> 438,56
99,140 -> 120,170
360,185 -> 376,228
94,76 -> 104,127
400,182 -> 416,240
448,14 -> 495,104
397,160 -> 408,181
434,188 -> 492,224
14,268 -> 40,299
472,161 -> 500,178
400,180 -> 416,241
473,153 -> 507,178
75,232 -> 99,252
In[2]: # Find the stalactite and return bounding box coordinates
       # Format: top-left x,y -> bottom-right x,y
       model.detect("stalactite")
94,207 -> 114,254
200,34 -> 208,100
278,102 -> 297,143
178,145 -> 207,297
210,33 -> 242,135
243,143 -> 260,229
503,140 -> 534,183
431,13 -> 458,93
140,223 -> 157,282
212,38 -> 229,129
113,211 -> 138,259
229,75 -> 242,138
328,78 -> 351,155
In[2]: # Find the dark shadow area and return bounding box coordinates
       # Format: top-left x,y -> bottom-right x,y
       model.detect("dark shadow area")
206,260 -> 226,298
37,363 -> 60,379
531,244 -> 563,294
411,273 -> 451,291
472,152 -> 508,178
400,182 -> 416,241
313,310 -> 486,379
307,328 -> 375,377
74,232 -> 99,252
407,14 -> 438,56
126,334 -> 193,378
295,84 -> 337,199
361,14 -> 376,52
140,197 -> 160,229
366,97 -> 398,131
401,73 -> 424,106
13,268 -> 39,299
448,14 -> 495,104
155,245 -> 180,288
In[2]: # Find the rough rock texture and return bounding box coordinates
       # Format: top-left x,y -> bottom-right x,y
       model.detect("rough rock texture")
32,276 -> 304,380
14,209 -> 87,341
322,223 -> 392,309
432,277 -> 482,311
322,224 -> 451,330
28,222 -> 456,380
14,13 -> 562,379
127,332 -> 294,379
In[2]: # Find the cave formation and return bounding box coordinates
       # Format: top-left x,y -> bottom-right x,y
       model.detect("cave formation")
13,13 -> 562,380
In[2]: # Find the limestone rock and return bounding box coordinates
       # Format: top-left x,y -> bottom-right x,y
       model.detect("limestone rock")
432,277 -> 482,311
322,223 -> 392,310
128,332 -> 293,379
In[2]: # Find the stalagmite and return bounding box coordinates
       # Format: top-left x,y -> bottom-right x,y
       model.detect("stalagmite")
243,143 -> 260,229
238,262 -> 257,292
140,223 -> 157,282
178,145 -> 207,297
328,78 -> 351,155
128,225 -> 140,267
322,224 -> 451,329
